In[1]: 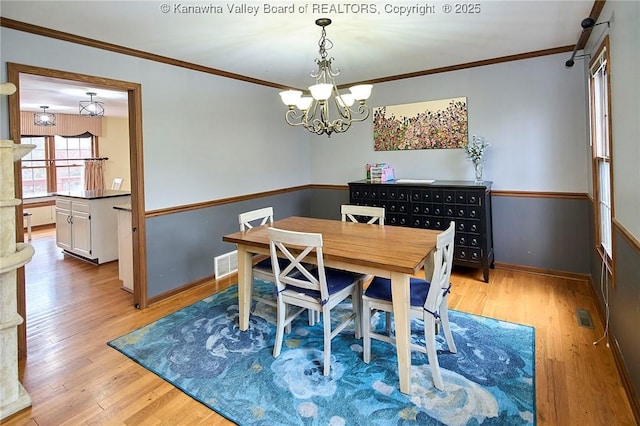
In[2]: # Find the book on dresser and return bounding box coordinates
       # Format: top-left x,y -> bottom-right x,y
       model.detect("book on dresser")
348,179 -> 494,282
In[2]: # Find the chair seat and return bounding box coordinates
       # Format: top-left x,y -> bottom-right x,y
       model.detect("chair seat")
364,276 -> 431,307
285,268 -> 359,301
254,256 -> 289,273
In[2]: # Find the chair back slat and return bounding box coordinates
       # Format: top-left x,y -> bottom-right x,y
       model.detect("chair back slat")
424,221 -> 455,312
273,242 -> 318,287
239,207 -> 274,231
341,205 -> 385,225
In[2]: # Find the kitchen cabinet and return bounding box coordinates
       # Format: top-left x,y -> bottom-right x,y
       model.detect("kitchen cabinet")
56,198 -> 91,257
55,190 -> 131,264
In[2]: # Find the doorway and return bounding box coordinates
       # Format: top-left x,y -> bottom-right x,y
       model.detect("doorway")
7,63 -> 148,361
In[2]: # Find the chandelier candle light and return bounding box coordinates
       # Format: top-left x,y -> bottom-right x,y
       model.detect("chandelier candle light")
464,135 -> 490,183
279,18 -> 372,137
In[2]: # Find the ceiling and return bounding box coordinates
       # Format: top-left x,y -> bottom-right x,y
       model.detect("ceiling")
2,1 -> 596,117
19,74 -> 130,117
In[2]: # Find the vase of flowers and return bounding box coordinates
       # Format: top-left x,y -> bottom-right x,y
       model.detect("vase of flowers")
464,135 -> 490,183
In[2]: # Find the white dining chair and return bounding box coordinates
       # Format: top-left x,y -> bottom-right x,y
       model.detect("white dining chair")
362,221 -> 456,391
341,204 -> 385,225
23,210 -> 33,241
239,207 -> 279,310
240,208 -> 321,325
269,227 -> 364,376
341,204 -> 385,288
111,177 -> 123,190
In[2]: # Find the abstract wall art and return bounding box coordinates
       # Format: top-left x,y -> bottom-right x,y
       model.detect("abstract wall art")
373,97 -> 468,151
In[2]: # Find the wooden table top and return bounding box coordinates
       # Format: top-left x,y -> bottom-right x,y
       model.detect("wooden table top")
223,216 -> 440,275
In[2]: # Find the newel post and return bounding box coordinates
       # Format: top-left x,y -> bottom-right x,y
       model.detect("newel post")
0,82 -> 36,420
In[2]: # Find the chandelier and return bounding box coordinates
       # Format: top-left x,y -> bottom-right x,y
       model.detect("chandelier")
279,18 -> 372,137
34,106 -> 56,126
79,92 -> 105,117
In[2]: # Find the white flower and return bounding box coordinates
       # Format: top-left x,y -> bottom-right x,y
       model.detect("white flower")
464,135 -> 490,164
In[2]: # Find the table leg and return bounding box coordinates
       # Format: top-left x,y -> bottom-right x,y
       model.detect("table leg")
237,245 -> 253,331
390,271 -> 411,394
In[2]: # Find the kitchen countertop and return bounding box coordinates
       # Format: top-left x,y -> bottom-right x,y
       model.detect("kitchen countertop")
55,190 -> 131,200
113,204 -> 132,212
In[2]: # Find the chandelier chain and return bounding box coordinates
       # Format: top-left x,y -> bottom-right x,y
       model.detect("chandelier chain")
318,27 -> 332,60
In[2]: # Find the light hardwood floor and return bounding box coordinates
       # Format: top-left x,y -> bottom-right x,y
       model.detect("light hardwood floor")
4,228 -> 636,425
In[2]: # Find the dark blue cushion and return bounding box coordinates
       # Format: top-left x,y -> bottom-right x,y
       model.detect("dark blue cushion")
255,257 -> 290,271
364,276 -> 431,307
285,268 -> 358,302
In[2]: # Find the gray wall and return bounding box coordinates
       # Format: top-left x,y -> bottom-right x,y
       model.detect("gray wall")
145,190 -> 311,298
309,187 -> 351,221
609,233 -> 640,397
590,223 -> 640,404
492,195 -> 591,273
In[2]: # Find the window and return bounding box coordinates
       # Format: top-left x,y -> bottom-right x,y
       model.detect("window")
21,136 -> 48,197
21,134 -> 97,198
589,36 -> 613,270
54,135 -> 94,192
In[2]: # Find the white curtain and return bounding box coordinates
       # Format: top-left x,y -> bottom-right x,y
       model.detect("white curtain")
84,159 -> 105,191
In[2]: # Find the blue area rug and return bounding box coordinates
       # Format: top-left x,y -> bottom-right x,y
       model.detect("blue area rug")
108,281 -> 535,425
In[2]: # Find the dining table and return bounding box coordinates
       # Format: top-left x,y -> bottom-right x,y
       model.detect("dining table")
222,216 -> 440,394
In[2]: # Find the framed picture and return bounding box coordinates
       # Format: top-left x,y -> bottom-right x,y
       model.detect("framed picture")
373,97 -> 467,151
